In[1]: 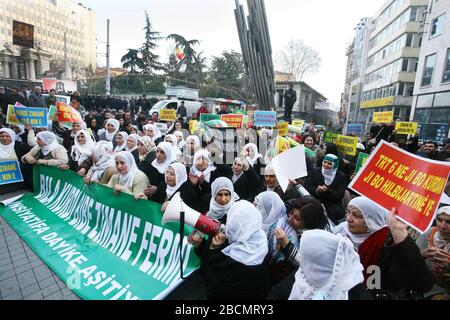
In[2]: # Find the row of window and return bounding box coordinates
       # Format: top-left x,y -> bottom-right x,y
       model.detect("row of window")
370,8 -> 409,50
372,0 -> 407,31
362,81 -> 415,102
365,57 -> 418,85
421,49 -> 450,86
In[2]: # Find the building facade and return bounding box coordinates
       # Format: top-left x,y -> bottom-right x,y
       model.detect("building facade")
345,0 -> 429,123
0,0 -> 96,81
410,0 -> 450,142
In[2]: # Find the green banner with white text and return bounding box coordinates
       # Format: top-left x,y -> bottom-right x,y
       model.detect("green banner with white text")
0,166 -> 200,300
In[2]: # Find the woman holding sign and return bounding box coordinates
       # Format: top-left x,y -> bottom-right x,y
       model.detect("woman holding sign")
22,132 -> 68,167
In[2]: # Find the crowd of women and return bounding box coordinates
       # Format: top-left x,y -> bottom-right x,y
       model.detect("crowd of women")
0,109 -> 448,301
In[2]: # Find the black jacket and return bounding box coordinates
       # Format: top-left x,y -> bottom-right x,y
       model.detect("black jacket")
233,166 -> 261,202
152,181 -> 200,212
134,151 -> 156,173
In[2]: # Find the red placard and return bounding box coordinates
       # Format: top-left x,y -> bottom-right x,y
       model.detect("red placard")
56,101 -> 82,123
221,114 -> 243,128
349,141 -> 450,233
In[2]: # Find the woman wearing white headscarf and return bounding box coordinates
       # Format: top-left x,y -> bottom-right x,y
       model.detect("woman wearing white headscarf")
133,136 -> 156,172
334,197 -> 434,298
52,118 -> 85,152
142,142 -> 174,200
114,131 -> 128,153
174,131 -> 186,151
143,124 -> 162,145
288,230 -> 364,300
99,119 -> 120,145
232,157 -> 260,202
22,131 -> 68,167
416,206 -> 450,299
108,151 -> 150,199
164,134 -> 182,160
0,128 -> 29,161
194,200 -> 270,300
67,130 -> 95,172
126,134 -> 140,154
181,135 -> 201,166
84,141 -> 116,185
244,143 -> 263,171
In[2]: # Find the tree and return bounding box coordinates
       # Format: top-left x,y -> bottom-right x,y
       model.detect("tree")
166,34 -> 199,66
121,49 -> 143,74
140,10 -> 165,74
275,39 -> 322,81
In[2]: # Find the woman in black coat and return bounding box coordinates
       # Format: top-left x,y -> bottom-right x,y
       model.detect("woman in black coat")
305,154 -> 347,225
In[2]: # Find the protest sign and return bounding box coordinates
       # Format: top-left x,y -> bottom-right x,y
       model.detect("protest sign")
56,101 -> 82,123
395,122 -> 418,135
0,166 -> 200,300
323,131 -> 340,144
7,106 -> 48,128
292,119 -> 305,128
349,141 -> 450,233
373,111 -> 394,123
221,114 -> 243,128
253,111 -> 277,127
189,120 -> 200,135
346,124 -> 364,137
0,160 -> 24,185
336,135 -> 358,156
159,109 -> 177,122
355,152 -> 369,173
199,114 -> 220,123
277,121 -> 289,137
271,146 -> 308,193
155,122 -> 168,135
42,79 -> 77,92
48,105 -> 57,119
6,105 -> 19,125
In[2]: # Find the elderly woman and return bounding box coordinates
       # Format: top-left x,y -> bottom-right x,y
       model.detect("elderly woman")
232,157 -> 260,202
244,143 -> 263,175
174,131 -> 186,152
133,136 -> 156,172
194,200 -> 270,300
164,134 -> 182,159
305,154 -> 347,224
181,135 -> 201,166
52,118 -> 84,152
107,151 -> 150,199
334,197 -> 434,299
66,129 -> 95,173
114,131 -> 128,153
416,206 -> 450,299
126,134 -> 140,153
143,124 -> 162,145
142,142 -> 174,200
99,119 -> 120,146
257,163 -> 284,200
84,141 -> 116,185
22,131 -> 68,167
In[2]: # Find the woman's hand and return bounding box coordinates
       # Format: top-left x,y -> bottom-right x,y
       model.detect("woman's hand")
388,208 -> 409,244
275,228 -> 289,249
37,159 -> 49,166
58,164 -> 69,170
316,185 -> 327,193
114,184 -> 123,195
188,231 -> 204,248
24,155 -> 36,165
189,174 -> 199,186
210,232 -> 226,250
77,168 -> 87,176
144,185 -> 157,197
83,175 -> 92,185
289,179 -> 299,188
161,201 -> 170,213
198,174 -> 205,185
135,194 -> 148,201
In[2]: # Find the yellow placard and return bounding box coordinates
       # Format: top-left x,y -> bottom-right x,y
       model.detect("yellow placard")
360,97 -> 394,109
395,122 -> 418,135
292,119 -> 305,128
336,134 -> 358,156
6,105 -> 19,125
277,121 -> 289,137
159,109 -> 177,122
373,111 -> 394,123
189,120 -> 199,135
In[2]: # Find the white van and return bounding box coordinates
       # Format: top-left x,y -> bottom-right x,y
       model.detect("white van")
149,100 -> 202,120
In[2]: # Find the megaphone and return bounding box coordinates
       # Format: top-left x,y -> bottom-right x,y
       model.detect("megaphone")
162,193 -> 224,236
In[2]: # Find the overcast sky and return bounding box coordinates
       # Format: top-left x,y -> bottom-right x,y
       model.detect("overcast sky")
81,0 -> 386,104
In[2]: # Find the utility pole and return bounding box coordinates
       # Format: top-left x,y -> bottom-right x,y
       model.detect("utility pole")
64,32 -> 68,80
105,19 -> 111,96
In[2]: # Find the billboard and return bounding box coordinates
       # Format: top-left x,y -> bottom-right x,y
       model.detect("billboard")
13,21 -> 34,48
42,79 -> 78,93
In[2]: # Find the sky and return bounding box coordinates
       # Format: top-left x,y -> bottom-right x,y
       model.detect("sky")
81,0 -> 386,105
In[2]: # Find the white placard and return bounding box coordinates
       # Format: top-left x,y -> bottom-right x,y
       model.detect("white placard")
271,146 -> 308,193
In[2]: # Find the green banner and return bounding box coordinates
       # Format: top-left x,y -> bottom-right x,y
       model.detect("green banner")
199,113 -> 220,123
355,152 -> 369,173
0,166 -> 200,300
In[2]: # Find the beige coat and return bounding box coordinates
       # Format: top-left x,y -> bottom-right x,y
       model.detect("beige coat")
107,169 -> 150,198
21,145 -> 68,167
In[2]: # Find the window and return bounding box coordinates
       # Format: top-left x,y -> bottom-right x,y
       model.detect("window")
443,49 -> 450,83
421,54 -> 437,86
430,14 -> 445,38
434,92 -> 450,107
414,109 -> 431,123
416,94 -> 434,109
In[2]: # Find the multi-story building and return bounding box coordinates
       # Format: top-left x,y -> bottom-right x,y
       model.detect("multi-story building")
354,0 -> 429,122
0,0 -> 96,81
410,0 -> 450,142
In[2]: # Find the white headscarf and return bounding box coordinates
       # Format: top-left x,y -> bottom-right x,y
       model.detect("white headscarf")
144,124 -> 162,143
36,131 -> 59,156
14,125 -> 25,142
105,119 -> 120,142
115,151 -> 138,188
244,143 -> 262,166
151,142 -> 174,174
322,154 -> 339,186
126,134 -> 140,153
190,149 -> 216,183
91,141 -> 115,182
222,201 -> 268,266
114,131 -> 129,152
254,191 -> 298,255
186,135 -> 201,151
165,134 -> 182,158
208,177 -> 240,220
174,131 -> 186,150
165,162 -> 188,199
71,130 -> 95,165
0,128 -> 16,159
334,197 -> 388,250
289,230 -> 364,300
232,157 -> 245,183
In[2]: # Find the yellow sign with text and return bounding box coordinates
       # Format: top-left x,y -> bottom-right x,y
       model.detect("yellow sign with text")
277,121 -> 289,137
373,111 -> 394,123
292,119 -> 305,128
395,122 -> 418,135
189,120 -> 199,134
336,134 -> 358,156
159,109 -> 177,122
360,97 -> 394,109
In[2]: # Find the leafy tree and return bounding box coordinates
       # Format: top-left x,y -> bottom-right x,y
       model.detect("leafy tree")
140,11 -> 165,74
121,49 -> 143,74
